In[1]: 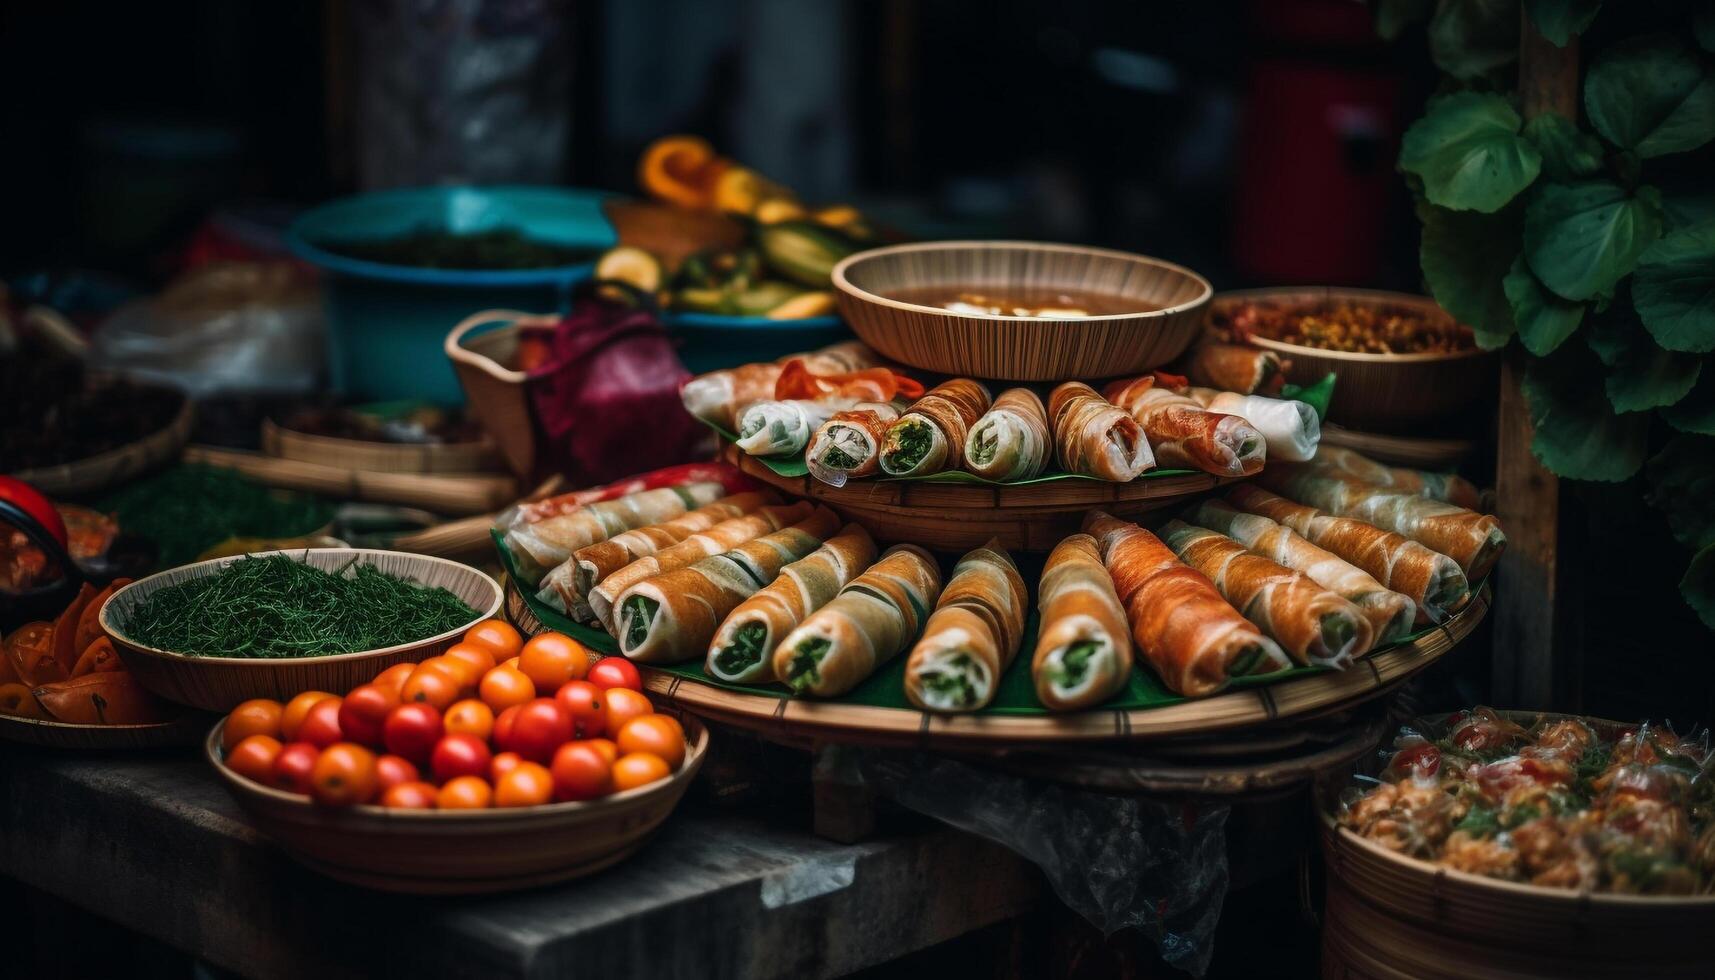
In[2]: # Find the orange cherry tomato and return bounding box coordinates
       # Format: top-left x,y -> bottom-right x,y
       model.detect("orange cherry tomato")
226,734 -> 282,784
402,661 -> 463,710
490,751 -> 525,782
222,699 -> 284,750
380,781 -> 438,809
611,751 -> 671,792
337,683 -> 400,747
375,754 -> 421,792
462,620 -> 523,663
494,761 -> 554,807
550,742 -> 613,801
297,697 -> 345,749
372,662 -> 416,697
518,632 -> 589,694
583,737 -> 620,766
479,665 -> 536,713
501,656 -> 521,671
443,698 -> 495,740
603,688 -> 654,736
442,643 -> 497,682
310,743 -> 379,806
436,775 -> 493,809
280,691 -> 337,741
419,655 -> 479,693
616,714 -> 686,770
272,742 -> 320,795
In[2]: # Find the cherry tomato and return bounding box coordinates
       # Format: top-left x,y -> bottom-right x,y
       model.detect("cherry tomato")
443,642 -> 498,679
611,752 -> 671,792
616,714 -> 686,770
280,691 -> 337,741
519,632 -> 589,694
222,699 -> 284,750
550,742 -> 613,801
603,688 -> 654,736
297,697 -> 345,749
495,761 -> 554,807
311,743 -> 379,806
554,680 -> 606,738
492,704 -> 522,753
436,775 -> 492,809
501,656 -> 521,671
587,657 -> 643,692
490,751 -> 525,782
431,733 -> 493,783
380,781 -> 438,809
480,665 -> 536,713
402,661 -> 463,710
375,754 -> 421,792
429,650 -> 485,690
510,698 -> 574,763
443,698 -> 495,740
583,737 -> 620,766
226,734 -> 282,784
372,662 -> 416,697
463,620 -> 523,662
382,702 -> 444,763
337,683 -> 400,747
272,742 -> 320,795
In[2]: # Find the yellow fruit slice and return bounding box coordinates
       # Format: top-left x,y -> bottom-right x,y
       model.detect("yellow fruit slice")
595,246 -> 665,292
765,291 -> 837,320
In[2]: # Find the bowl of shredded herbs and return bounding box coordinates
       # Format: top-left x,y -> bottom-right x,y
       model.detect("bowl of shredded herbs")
101,550 -> 502,711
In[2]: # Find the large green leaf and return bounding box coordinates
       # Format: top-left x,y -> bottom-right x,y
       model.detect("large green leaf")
1503,254 -> 1584,355
1418,200 -> 1520,345
1664,195 -> 1715,231
1585,294 -> 1700,410
1698,2 -> 1715,54
1525,0 -> 1599,47
1428,0 -> 1520,81
1524,181 -> 1664,301
1647,435 -> 1715,550
1376,0 -> 1433,40
1400,92 -> 1541,212
1584,34 -> 1715,158
1521,113 -> 1604,181
1632,221 -> 1715,353
1684,543 -> 1715,630
1522,344 -> 1650,480
1663,364 -> 1715,434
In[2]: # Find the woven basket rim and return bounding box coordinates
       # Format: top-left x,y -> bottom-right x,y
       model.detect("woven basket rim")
1213,286 -> 1494,364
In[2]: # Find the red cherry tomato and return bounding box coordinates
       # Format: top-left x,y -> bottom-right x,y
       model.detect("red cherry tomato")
297,697 -> 345,749
492,704 -> 523,754
550,741 -> 613,801
375,754 -> 422,792
311,743 -> 379,806
380,781 -> 438,809
382,702 -> 444,764
271,742 -> 321,795
490,751 -> 525,782
510,698 -> 574,763
587,657 -> 643,692
554,680 -> 606,739
431,733 -> 493,783
337,683 -> 400,747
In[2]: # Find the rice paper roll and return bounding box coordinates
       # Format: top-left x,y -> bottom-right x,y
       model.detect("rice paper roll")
964,387 -> 1052,481
1304,446 -> 1482,509
589,501 -> 813,631
679,341 -> 877,430
1187,387 -> 1320,463
502,482 -> 727,582
1084,511 -> 1290,697
1159,519 -> 1374,668
1258,467 -> 1505,579
1227,484 -> 1469,623
614,508 -> 841,664
1031,534 -> 1135,711
806,402 -> 901,486
706,524 -> 878,684
1048,382 -> 1154,481
1186,342 -> 1287,395
773,544 -> 943,698
879,378 -> 992,476
1104,377 -> 1266,478
903,540 -> 1028,713
1189,499 -> 1415,645
736,399 -> 859,457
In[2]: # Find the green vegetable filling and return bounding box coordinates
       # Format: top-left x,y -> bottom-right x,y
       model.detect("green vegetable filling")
920,653 -> 979,707
1228,645 -> 1265,676
820,443 -> 860,470
1320,614 -> 1355,651
883,420 -> 933,471
785,637 -> 831,692
740,414 -> 766,438
713,623 -> 769,677
970,424 -> 999,465
1052,640 -> 1101,688
1238,437 -> 1259,457
621,595 -> 659,651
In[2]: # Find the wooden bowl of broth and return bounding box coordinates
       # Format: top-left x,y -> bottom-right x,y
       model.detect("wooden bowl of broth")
831,241 -> 1211,380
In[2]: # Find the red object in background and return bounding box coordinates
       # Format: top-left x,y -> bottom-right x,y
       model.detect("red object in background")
0,477 -> 68,553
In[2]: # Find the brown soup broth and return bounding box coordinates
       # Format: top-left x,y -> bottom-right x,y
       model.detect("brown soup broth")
885,286 -> 1155,317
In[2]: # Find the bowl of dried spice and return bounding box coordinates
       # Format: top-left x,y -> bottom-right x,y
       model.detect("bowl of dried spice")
100,550 -> 502,711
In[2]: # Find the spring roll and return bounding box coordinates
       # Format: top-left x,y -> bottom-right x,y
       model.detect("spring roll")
706,524 -> 878,684
903,540 -> 1028,712
679,341 -> 877,430
806,402 -> 901,486
1189,499 -> 1415,645
964,387 -> 1052,482
1304,446 -> 1482,509
773,545 -> 944,697
1186,387 -> 1320,462
736,398 -> 859,457
1031,534 -> 1135,711
1048,382 -> 1154,481
1186,342 -> 1287,395
1104,376 -> 1266,478
879,378 -> 993,476
1227,485 -> 1469,623
614,508 -> 841,664
588,501 -> 812,631
1258,467 -> 1505,579
502,482 -> 727,582
1084,511 -> 1290,697
1159,520 -> 1373,668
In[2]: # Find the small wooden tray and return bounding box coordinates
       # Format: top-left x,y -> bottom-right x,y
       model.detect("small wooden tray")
0,710 -> 208,750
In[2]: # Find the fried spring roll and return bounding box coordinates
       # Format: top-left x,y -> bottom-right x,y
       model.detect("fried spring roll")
773,545 -> 943,697
501,482 -> 728,582
1304,446 -> 1482,509
1031,534 -> 1135,711
879,378 -> 992,476
806,402 -> 901,486
736,399 -> 858,457
1186,342 -> 1287,395
903,540 -> 1028,712
679,341 -> 877,430
964,387 -> 1052,481
1104,376 -> 1266,478
1186,387 -> 1320,463
1048,382 -> 1154,481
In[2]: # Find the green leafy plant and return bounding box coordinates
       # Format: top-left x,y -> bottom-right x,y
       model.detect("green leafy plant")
1379,0 -> 1715,626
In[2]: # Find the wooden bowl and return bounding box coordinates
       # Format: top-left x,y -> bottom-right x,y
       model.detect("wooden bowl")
207,714 -> 708,894
1212,287 -> 1498,434
0,710 -> 208,750
102,549 -> 503,712
832,241 -> 1211,380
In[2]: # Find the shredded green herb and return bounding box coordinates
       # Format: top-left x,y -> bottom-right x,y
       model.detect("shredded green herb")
785,637 -> 830,692
1455,803 -> 1500,838
100,465 -> 335,568
883,420 -> 933,471
622,595 -> 658,650
1053,640 -> 1101,687
820,444 -> 860,469
713,622 -> 769,676
920,654 -> 978,706
970,424 -> 999,465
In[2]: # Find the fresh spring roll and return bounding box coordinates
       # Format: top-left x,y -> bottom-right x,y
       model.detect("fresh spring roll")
1187,387 -> 1320,463
1084,511 -> 1291,697
964,387 -> 1052,481
1048,382 -> 1154,481
679,341 -> 877,430
806,402 -> 901,486
1159,520 -> 1374,668
736,399 -> 859,457
903,540 -> 1028,713
614,508 -> 841,664
1031,534 -> 1135,711
1258,467 -> 1506,580
706,524 -> 878,684
1185,342 -> 1287,395
1227,485 -> 1469,623
1104,376 -> 1266,478
879,378 -> 992,476
589,501 -> 813,631
1304,446 -> 1482,510
773,544 -> 944,697
502,482 -> 728,583
1189,499 -> 1415,645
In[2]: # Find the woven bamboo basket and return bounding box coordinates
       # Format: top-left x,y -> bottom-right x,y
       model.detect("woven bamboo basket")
261,418 -> 501,474
102,549 -> 502,712
207,714 -> 708,894
9,390 -> 193,497
0,709 -> 208,750
832,241 -> 1211,381
444,309 -> 557,480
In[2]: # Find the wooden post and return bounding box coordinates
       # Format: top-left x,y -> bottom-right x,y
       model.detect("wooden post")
1493,19 -> 1580,708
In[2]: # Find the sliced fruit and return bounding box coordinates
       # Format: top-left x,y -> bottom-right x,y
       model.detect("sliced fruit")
713,166 -> 793,216
765,290 -> 837,320
757,221 -> 862,287
730,282 -> 808,317
754,198 -> 808,224
638,135 -> 727,209
595,246 -> 665,292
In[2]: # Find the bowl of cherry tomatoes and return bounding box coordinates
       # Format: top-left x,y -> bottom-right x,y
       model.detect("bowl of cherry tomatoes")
206,620 -> 709,894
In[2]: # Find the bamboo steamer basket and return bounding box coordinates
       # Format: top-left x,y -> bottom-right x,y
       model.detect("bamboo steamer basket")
102,549 -> 502,712
207,714 -> 708,894
832,241 -> 1211,381
0,710 -> 207,750
261,417 -> 501,474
